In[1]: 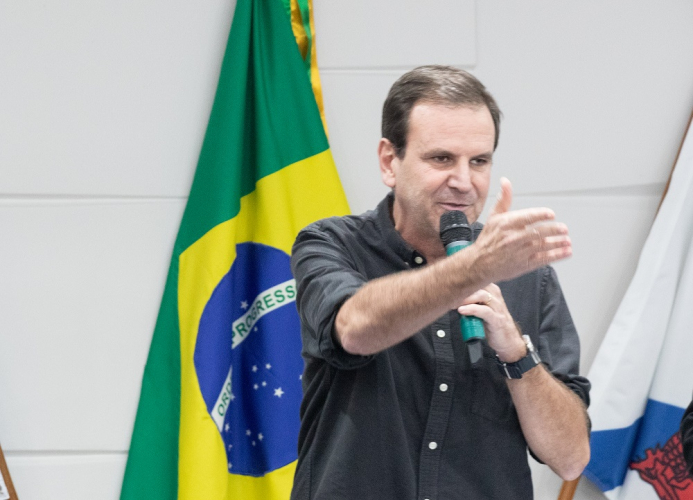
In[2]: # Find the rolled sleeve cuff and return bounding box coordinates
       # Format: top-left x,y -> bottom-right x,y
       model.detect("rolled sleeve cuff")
316,294 -> 375,370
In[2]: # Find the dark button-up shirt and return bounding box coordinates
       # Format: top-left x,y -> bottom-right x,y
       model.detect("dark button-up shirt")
290,194 -> 590,500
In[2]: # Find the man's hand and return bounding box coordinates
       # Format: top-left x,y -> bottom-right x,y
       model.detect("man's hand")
467,177 -> 572,285
457,285 -> 526,362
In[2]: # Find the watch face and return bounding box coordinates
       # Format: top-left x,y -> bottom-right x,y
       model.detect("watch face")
522,335 -> 535,352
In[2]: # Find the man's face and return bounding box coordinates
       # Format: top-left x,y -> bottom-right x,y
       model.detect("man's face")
379,102 -> 495,246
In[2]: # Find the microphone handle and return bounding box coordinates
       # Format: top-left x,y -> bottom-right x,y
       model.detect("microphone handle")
445,240 -> 486,342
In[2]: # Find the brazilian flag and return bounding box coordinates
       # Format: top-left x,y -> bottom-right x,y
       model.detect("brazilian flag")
120,0 -> 349,498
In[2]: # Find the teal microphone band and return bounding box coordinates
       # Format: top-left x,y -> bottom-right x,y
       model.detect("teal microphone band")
443,237 -> 486,343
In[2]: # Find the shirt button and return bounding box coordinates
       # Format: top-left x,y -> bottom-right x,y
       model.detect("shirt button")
429,441 -> 438,450
414,256 -> 424,264
439,383 -> 448,392
436,330 -> 445,338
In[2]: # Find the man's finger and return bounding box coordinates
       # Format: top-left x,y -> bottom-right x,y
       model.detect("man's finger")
498,207 -> 557,229
489,177 -> 513,217
528,246 -> 573,268
460,289 -> 494,306
528,222 -> 569,238
457,304 -> 490,319
538,235 -> 572,249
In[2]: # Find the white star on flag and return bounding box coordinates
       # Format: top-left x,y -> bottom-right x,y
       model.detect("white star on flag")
252,365 -> 258,372
246,429 -> 251,436
262,381 -> 267,386
240,300 -> 249,310
258,433 -> 264,441
274,388 -> 284,398
266,363 -> 272,369
225,423 -> 229,432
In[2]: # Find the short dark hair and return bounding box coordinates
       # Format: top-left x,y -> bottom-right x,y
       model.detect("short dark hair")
381,65 -> 501,157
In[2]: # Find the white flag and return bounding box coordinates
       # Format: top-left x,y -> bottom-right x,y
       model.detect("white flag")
584,117 -> 693,499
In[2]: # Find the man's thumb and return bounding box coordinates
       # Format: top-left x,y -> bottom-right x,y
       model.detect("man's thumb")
490,177 -> 513,217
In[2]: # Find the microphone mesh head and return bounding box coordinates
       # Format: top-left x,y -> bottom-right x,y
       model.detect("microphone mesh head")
440,211 -> 472,246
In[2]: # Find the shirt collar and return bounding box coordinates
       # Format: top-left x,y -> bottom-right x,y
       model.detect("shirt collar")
373,192 -> 428,268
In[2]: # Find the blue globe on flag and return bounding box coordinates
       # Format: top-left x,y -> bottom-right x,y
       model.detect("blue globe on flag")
194,242 -> 303,476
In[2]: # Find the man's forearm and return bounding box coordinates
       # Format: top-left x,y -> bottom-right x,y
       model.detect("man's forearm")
508,366 -> 590,480
336,251 -> 486,355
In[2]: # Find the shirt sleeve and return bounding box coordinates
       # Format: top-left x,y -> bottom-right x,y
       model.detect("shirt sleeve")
525,267 -> 591,464
537,266 -> 591,408
291,221 -> 374,370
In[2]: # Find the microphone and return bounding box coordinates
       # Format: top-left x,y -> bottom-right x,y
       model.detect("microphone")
439,211 -> 485,365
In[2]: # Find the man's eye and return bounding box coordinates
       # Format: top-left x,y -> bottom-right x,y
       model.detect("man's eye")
431,156 -> 450,163
471,158 -> 490,167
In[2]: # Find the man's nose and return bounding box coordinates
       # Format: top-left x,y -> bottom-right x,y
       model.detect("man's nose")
447,162 -> 473,191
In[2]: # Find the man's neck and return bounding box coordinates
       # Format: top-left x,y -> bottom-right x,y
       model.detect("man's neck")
390,203 -> 447,263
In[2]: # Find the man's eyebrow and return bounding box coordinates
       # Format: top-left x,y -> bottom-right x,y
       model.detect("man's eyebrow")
421,149 -> 494,159
424,148 -> 455,157
472,152 -> 494,160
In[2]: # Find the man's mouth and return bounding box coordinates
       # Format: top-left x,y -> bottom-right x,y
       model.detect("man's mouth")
439,202 -> 470,212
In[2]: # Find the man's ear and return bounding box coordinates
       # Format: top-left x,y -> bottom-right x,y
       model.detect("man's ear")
378,138 -> 398,189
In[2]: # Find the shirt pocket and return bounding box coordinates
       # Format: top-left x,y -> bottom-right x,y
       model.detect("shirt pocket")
469,344 -> 519,424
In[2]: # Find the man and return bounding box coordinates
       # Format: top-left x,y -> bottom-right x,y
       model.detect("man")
290,65 -> 590,499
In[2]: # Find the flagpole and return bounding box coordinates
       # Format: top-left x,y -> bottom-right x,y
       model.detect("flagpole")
557,477 -> 579,500
0,442 -> 19,500
658,109 -> 693,213
555,107 -> 693,500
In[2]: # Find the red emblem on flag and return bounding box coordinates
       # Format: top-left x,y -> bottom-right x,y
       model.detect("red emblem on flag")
629,432 -> 693,499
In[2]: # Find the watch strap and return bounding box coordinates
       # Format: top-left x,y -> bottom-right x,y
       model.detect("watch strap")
496,336 -> 541,379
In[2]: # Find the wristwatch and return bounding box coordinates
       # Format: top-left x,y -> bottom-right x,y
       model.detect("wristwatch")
496,335 -> 541,379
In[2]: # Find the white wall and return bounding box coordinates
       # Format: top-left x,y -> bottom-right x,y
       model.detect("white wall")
1,1 -> 692,499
